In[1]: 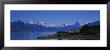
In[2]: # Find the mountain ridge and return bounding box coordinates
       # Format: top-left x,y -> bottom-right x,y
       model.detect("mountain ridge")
11,20 -> 81,32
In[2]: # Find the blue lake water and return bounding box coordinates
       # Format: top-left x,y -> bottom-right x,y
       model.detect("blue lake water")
11,32 -> 57,40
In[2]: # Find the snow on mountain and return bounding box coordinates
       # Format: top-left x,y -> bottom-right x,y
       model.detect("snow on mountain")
39,21 -> 44,25
24,21 -> 34,24
24,20 -> 81,28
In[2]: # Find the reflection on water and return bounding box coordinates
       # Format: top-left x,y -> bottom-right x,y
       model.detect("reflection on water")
11,32 -> 56,40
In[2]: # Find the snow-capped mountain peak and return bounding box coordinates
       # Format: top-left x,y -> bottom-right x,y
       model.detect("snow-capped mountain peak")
74,21 -> 80,26
24,21 -> 81,27
25,21 -> 34,24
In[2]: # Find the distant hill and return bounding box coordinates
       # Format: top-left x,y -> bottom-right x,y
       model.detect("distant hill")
87,21 -> 100,26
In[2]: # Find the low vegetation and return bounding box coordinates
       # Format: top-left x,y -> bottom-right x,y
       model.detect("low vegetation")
37,24 -> 100,40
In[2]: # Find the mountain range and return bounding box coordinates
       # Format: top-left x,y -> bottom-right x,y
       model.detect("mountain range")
11,20 -> 99,32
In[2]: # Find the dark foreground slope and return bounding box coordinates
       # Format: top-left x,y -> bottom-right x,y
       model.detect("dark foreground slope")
37,22 -> 100,40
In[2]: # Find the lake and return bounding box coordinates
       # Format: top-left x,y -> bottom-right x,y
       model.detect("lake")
11,32 -> 57,40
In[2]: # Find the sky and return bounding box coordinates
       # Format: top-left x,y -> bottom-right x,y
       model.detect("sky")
11,10 -> 100,25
